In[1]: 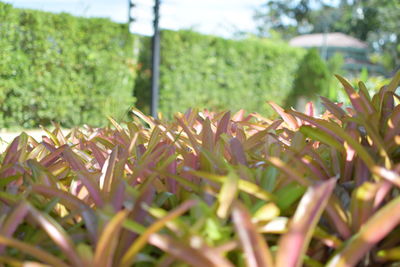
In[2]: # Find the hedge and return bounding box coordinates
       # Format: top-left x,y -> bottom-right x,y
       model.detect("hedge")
0,2 -> 137,128
136,30 -> 305,117
1,3 -> 305,127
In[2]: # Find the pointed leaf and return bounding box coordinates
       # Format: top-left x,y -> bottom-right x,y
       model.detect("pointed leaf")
327,195 -> 400,267
232,201 -> 274,267
276,178 -> 336,267
94,210 -> 129,267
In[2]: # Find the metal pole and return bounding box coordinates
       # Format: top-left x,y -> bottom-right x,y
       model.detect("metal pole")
128,0 -> 135,26
151,0 -> 160,118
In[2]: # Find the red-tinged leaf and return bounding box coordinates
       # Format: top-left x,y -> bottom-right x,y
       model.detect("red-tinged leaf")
108,116 -> 130,144
215,111 -> 231,142
184,108 -> 199,128
325,197 -> 352,239
350,182 -> 378,232
2,136 -> 20,166
176,115 -> 200,154
87,141 -> 107,169
335,75 -> 371,114
62,147 -> 88,173
230,138 -> 247,165
266,157 -> 350,238
372,166 -> 400,188
288,110 -> 375,168
39,144 -> 68,167
164,147 -> 178,194
27,204 -> 83,267
305,101 -> 314,117
148,233 -> 227,267
357,82 -> 375,114
387,70 -> 400,93
40,126 -> 61,147
181,152 -> 200,186
327,195 -> 400,267
243,120 -> 282,151
232,201 -> 274,267
100,146 -> 119,192
120,200 -> 197,267
111,181 -> 126,211
92,136 -> 115,150
385,105 -> 400,142
276,178 -> 336,267
345,116 -> 391,168
114,176 -> 156,263
287,110 -> 342,141
54,127 -> 67,145
0,202 -> 29,253
191,170 -> 276,201
27,143 -> 47,161
201,118 -> 214,152
16,132 -> 29,162
94,210 -> 129,267
27,160 -> 58,187
76,172 -> 104,207
373,180 -> 392,209
0,235 -> 69,267
32,185 -> 98,244
232,109 -> 245,122
320,96 -> 346,120
268,101 -> 299,129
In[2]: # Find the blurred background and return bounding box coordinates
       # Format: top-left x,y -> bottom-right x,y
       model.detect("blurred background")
0,0 -> 399,130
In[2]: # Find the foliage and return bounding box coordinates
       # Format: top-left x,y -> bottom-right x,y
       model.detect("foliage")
0,71 -> 399,266
326,53 -> 345,101
135,30 -> 305,118
0,2 -> 137,129
285,48 -> 330,109
254,0 -> 400,71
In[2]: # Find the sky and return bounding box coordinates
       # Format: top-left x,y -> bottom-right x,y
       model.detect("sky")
4,0 -> 265,37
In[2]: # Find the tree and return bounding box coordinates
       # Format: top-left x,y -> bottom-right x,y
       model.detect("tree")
285,48 -> 330,109
254,0 -> 400,71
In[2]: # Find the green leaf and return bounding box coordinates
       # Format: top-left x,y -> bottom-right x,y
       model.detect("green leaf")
217,171 -> 239,219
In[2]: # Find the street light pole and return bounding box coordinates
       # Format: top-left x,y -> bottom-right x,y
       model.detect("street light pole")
151,0 -> 160,118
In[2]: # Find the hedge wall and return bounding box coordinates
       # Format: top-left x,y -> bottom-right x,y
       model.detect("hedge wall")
0,2 -> 136,128
1,2 -> 305,127
136,30 -> 305,117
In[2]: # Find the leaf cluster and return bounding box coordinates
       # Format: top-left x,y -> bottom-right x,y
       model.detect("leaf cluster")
0,72 -> 399,266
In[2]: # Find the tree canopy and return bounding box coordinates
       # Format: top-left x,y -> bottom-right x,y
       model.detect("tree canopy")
254,0 -> 400,71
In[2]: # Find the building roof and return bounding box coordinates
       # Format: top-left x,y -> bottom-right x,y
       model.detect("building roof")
289,32 -> 367,49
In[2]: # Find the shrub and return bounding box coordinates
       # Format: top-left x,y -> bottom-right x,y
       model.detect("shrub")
0,3 -> 137,128
285,48 -> 331,109
136,30 -> 305,117
0,71 -> 399,266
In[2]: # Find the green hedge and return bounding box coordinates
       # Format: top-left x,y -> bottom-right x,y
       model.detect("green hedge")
1,3 -> 305,127
136,30 -> 305,117
0,2 -> 136,128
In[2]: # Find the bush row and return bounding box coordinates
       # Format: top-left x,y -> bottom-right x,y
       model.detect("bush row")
136,30 -> 305,117
0,2 -> 137,128
1,3 -> 304,128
